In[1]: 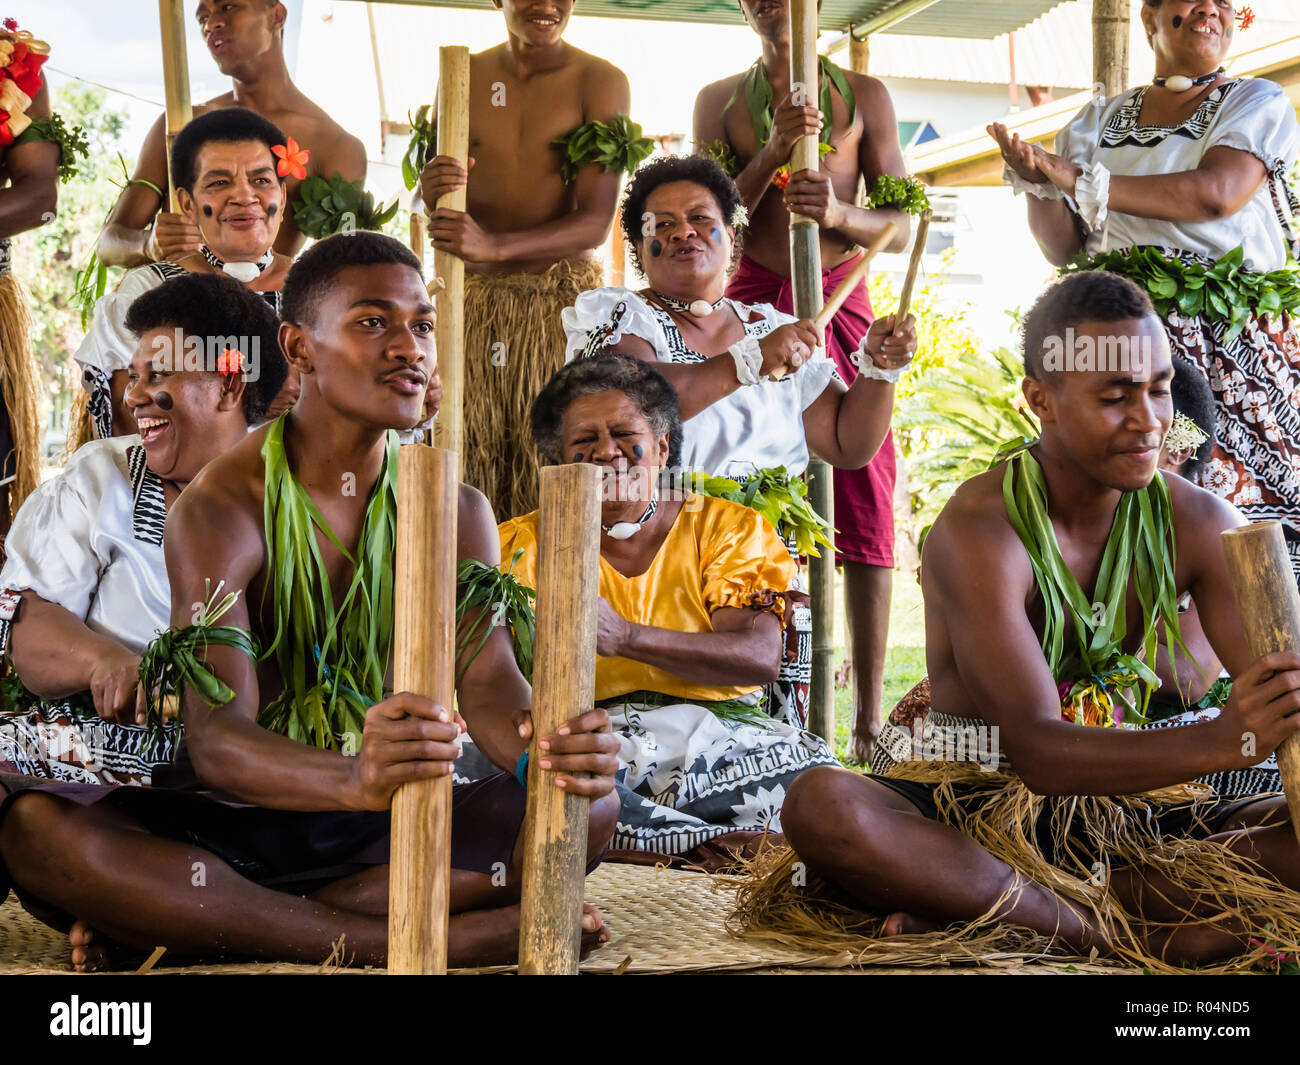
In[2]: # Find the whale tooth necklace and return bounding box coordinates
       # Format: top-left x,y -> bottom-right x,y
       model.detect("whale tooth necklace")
650,290 -> 725,320
1153,67 -> 1223,93
602,496 -> 657,540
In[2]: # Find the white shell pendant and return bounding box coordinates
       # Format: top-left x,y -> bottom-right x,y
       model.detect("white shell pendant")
688,299 -> 715,318
604,522 -> 641,540
1163,75 -> 1194,92
223,261 -> 262,283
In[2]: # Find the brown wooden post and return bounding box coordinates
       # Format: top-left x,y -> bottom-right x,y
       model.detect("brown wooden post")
789,0 -> 834,743
1093,0 -> 1131,98
158,0 -> 193,212
518,463 -> 601,974
849,33 -> 869,76
432,46 -> 469,471
387,446 -> 458,973
1221,522 -> 1300,847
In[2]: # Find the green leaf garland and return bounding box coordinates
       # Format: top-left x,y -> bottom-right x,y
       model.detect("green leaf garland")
293,173 -> 400,240
14,111 -> 89,183
401,104 -> 435,191
552,112 -> 654,184
686,467 -> 834,559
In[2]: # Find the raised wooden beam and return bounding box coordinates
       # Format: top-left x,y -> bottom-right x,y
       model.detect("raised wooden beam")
158,0 -> 193,212
518,463 -> 601,975
849,33 -> 869,76
387,445 -> 458,974
789,0 -> 834,745
432,46 -> 469,469
1221,522 -> 1300,848
1093,0 -> 1130,99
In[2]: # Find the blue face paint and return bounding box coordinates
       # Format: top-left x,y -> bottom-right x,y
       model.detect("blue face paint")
572,452 -> 584,463
267,203 -> 278,217
650,239 -> 663,258
710,228 -> 722,244
632,444 -> 644,460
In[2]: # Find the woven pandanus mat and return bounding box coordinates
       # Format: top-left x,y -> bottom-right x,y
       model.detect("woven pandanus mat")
0,863 -> 1126,975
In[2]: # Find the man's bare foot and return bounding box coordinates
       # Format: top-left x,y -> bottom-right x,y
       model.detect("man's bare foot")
880,911 -> 941,938
579,903 -> 611,959
450,902 -> 610,967
849,728 -> 878,766
68,920 -> 146,973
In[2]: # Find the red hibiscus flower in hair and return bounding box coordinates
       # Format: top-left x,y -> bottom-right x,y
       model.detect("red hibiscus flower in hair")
1237,6 -> 1256,31
216,348 -> 244,377
2,18 -> 16,31
271,137 -> 310,181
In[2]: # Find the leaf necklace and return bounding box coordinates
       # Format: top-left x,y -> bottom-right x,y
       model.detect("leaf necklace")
257,414 -> 398,752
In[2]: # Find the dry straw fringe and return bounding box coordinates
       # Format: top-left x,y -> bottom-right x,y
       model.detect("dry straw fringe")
0,274 -> 40,516
729,761 -> 1300,973
461,258 -> 604,521
62,386 -> 95,461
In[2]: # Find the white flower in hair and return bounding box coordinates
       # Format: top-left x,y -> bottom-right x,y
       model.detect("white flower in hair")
731,203 -> 749,228
1164,412 -> 1209,456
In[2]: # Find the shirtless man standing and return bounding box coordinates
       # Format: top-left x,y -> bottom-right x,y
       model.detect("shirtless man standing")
695,0 -> 911,762
418,0 -> 636,520
97,0 -> 365,267
0,234 -> 619,969
780,272 -> 1300,967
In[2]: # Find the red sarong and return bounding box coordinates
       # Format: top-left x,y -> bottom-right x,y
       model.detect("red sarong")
726,253 -> 896,567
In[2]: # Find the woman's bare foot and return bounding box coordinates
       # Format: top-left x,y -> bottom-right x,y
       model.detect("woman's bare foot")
579,903 -> 611,959
880,911 -> 941,937
68,920 -> 129,972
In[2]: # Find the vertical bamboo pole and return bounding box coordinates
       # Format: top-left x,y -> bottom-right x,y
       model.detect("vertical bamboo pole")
158,0 -> 193,212
790,0 -> 834,743
387,446 -> 458,973
432,47 -> 470,472
1220,522 -> 1300,848
1092,0 -> 1130,98
849,32 -> 869,76
518,463 -> 601,974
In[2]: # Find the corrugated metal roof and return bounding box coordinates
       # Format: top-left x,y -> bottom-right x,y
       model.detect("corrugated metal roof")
374,0 -> 1069,40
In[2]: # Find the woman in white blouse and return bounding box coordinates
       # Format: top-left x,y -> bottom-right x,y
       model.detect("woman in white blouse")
990,0 -> 1300,574
562,154 -> 916,485
0,274 -> 285,786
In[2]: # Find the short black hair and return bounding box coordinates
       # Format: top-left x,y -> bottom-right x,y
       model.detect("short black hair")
1021,271 -> 1157,378
1170,353 -> 1216,478
530,353 -> 682,469
281,231 -> 423,326
170,107 -> 287,192
124,272 -> 288,425
620,154 -> 745,273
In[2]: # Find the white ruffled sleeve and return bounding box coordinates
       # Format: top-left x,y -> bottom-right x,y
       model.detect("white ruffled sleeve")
1206,78 -> 1300,174
0,449 -> 113,645
739,300 -> 837,410
73,266 -> 164,380
561,287 -> 671,363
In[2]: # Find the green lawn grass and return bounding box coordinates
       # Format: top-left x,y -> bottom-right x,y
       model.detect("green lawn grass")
830,570 -> 926,768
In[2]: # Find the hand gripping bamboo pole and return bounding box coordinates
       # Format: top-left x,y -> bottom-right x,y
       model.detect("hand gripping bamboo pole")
387,446 -> 458,973
788,0 -> 834,744
518,463 -> 601,974
1221,522 -> 1300,847
432,47 -> 469,470
158,0 -> 193,212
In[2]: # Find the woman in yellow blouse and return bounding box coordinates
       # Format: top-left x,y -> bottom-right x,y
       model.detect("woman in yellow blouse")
495,354 -> 839,864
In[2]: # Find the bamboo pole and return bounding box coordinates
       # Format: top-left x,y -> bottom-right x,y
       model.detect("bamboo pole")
158,0 -> 193,212
1220,522 -> 1300,848
431,46 -> 469,470
894,210 -> 931,324
1092,0 -> 1131,99
387,445 -> 458,974
518,463 -> 601,974
789,0 -> 834,744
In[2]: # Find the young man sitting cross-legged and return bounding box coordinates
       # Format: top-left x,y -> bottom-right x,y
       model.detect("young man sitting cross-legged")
0,232 -> 620,971
772,271 -> 1300,970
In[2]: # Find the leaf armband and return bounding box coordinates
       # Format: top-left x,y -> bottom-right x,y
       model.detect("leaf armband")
402,104 -> 435,191
552,113 -> 655,184
456,550 -> 537,682
14,112 -> 89,183
864,174 -> 931,216
293,173 -> 401,240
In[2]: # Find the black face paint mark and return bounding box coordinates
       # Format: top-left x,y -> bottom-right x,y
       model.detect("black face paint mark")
650,239 -> 663,258
202,204 -> 214,217
1172,15 -> 1183,27
155,391 -> 174,411
572,452 -> 584,463
632,444 -> 644,460
267,203 -> 278,217
710,228 -> 722,244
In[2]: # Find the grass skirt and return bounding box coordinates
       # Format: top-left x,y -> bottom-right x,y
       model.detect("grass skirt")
0,273 -> 40,516
462,259 -> 604,521
730,759 -> 1300,972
